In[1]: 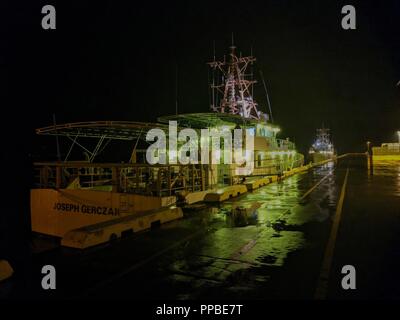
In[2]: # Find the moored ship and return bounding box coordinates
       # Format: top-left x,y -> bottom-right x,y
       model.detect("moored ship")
30,41 -> 304,247
308,128 -> 336,163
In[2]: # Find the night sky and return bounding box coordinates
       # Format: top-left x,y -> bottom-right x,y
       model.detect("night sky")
1,1 -> 400,254
4,0 -> 400,154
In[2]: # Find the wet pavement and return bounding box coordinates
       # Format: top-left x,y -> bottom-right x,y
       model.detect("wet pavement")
4,155 -> 400,300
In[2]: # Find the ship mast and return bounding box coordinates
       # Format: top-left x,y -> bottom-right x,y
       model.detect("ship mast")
208,40 -> 268,121
316,128 -> 330,144
313,128 -> 333,151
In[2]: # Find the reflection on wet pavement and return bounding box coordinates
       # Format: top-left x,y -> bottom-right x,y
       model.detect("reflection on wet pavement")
370,161 -> 400,197
162,162 -> 339,298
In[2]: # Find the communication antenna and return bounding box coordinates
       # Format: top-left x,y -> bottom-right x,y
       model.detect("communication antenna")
259,70 -> 274,123
212,41 -> 216,110
250,46 -> 254,97
175,63 -> 178,115
207,38 -> 260,119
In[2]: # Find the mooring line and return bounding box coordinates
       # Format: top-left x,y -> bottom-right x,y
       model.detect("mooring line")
314,167 -> 350,300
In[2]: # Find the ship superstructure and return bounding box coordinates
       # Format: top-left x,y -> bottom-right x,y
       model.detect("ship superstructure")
309,128 -> 335,163
158,43 -> 304,184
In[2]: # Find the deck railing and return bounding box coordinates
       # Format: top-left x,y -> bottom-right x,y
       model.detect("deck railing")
34,162 -> 210,197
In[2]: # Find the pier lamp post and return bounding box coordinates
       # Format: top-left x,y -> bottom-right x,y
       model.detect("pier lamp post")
367,141 -> 371,154
397,131 -> 400,144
